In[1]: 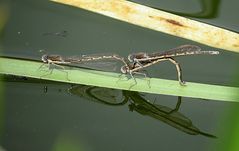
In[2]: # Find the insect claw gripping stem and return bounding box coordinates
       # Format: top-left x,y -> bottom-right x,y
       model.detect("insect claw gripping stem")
39,59 -> 71,81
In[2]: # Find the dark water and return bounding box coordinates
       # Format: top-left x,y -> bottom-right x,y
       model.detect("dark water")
0,0 -> 239,151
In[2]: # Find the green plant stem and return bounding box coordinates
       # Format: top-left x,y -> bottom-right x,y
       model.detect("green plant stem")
0,57 -> 238,102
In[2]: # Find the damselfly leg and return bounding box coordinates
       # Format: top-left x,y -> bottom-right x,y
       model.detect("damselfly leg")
121,57 -> 185,86
39,54 -> 71,80
39,63 -> 70,81
120,64 -> 151,89
165,57 -> 185,85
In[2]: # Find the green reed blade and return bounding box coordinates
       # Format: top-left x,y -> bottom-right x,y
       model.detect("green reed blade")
0,57 -> 238,102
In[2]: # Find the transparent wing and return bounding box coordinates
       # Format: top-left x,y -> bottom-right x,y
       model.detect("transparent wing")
71,60 -> 119,72
65,53 -> 125,71
150,45 -> 202,58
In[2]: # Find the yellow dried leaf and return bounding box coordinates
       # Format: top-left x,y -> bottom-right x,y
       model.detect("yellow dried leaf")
51,0 -> 239,52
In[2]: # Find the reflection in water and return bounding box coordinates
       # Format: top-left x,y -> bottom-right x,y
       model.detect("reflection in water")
69,85 -> 216,138
42,30 -> 68,37
129,0 -> 220,18
44,86 -> 48,93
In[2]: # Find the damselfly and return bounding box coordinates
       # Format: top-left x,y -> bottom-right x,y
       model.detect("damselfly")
120,45 -> 219,85
40,53 -> 128,80
41,53 -> 127,65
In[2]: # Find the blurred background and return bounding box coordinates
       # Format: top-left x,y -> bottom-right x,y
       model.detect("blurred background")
0,0 -> 239,151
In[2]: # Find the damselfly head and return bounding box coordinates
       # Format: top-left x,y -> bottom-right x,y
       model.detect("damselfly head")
41,54 -> 48,63
120,65 -> 129,74
128,54 -> 134,62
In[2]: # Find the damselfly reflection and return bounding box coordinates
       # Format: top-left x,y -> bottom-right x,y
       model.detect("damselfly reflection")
42,30 -> 68,37
69,85 -> 217,138
121,45 -> 219,85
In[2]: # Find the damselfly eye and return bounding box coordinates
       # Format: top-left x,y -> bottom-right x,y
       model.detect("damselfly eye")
120,66 -> 128,74
128,54 -> 134,62
41,55 -> 48,63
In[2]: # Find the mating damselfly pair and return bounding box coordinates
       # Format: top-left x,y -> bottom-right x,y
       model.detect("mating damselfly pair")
40,45 -> 219,86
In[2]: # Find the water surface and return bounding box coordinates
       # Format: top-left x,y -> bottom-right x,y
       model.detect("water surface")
1,0 -> 239,151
